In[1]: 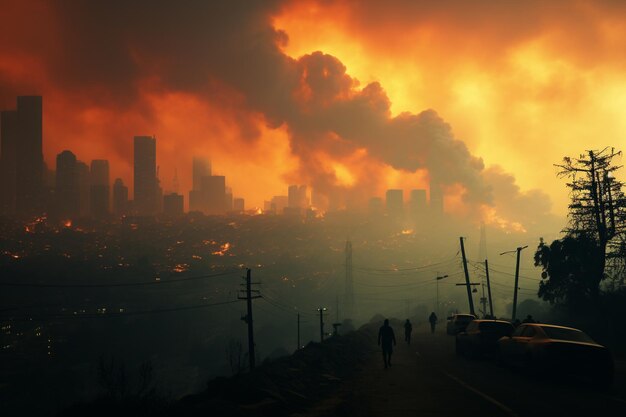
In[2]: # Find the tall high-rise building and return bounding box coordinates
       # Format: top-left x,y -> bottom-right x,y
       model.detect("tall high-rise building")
201,175 -> 226,214
163,193 -> 184,217
385,189 -> 403,219
409,189 -> 427,217
233,198 -> 244,212
133,136 -> 157,215
192,157 -> 211,191
288,184 -> 308,209
90,159 -> 110,218
288,185 -> 300,208
189,157 -> 213,213
270,195 -> 288,214
112,178 -> 128,216
15,96 -> 43,215
430,182 -> 444,215
55,150 -> 79,219
0,97 -> 44,216
0,111 -> 18,215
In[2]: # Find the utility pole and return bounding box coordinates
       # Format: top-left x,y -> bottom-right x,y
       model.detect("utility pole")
317,307 -> 327,342
480,282 -> 487,318
484,259 -> 494,318
436,274 -> 449,317
500,246 -> 528,321
239,268 -> 260,370
459,237 -> 476,315
297,313 -> 300,350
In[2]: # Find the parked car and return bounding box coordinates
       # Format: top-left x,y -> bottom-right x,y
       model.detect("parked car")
497,323 -> 614,386
446,313 -> 476,335
456,320 -> 514,357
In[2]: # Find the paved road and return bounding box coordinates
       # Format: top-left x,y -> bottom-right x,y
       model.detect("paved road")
304,321 -> 626,417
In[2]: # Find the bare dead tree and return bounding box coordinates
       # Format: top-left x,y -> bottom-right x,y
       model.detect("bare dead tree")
555,147 -> 626,294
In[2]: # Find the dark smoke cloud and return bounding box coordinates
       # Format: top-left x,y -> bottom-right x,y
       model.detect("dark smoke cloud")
1,0 -> 556,216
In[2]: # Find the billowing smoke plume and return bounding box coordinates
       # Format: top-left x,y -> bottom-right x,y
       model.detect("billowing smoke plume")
1,0 -> 555,218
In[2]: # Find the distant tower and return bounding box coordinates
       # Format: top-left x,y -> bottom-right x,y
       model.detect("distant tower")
429,181 -> 444,215
55,150 -> 79,219
112,178 -> 129,216
385,189 -> 403,219
133,135 -> 157,215
345,239 -> 354,320
15,96 -> 44,216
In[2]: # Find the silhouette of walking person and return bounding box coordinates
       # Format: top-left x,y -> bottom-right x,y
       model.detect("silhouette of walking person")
404,319 -> 413,345
429,312 -> 438,334
378,319 -> 396,369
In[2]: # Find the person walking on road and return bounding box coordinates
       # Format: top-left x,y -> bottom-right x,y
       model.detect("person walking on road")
404,319 -> 413,345
428,312 -> 438,334
378,319 -> 397,369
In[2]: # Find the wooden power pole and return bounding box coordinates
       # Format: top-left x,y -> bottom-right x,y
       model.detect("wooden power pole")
239,268 -> 260,370
460,237 -> 476,315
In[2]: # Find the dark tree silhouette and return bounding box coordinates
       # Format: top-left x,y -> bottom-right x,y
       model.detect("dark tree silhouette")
535,148 -> 626,305
534,235 -> 604,305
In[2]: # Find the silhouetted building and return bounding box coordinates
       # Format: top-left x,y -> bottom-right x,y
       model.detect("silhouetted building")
192,157 -> 211,191
225,186 -> 233,211
409,189 -> 427,218
386,189 -> 403,219
271,195 -> 288,214
0,110 -> 18,215
311,188 -> 327,210
55,150 -> 79,219
112,178 -> 128,216
430,182 -> 444,215
233,197 -> 244,212
0,96 -> 44,216
189,157 -> 211,212
133,136 -> 157,215
90,160 -> 110,218
15,96 -> 44,215
202,175 -> 226,214
163,193 -> 184,217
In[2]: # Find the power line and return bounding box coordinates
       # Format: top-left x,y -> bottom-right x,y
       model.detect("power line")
0,270 -> 240,288
4,299 -> 240,321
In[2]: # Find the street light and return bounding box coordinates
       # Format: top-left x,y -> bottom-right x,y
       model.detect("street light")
436,274 -> 448,317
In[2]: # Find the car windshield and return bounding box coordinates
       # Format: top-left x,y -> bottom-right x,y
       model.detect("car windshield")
478,322 -> 513,333
541,326 -> 595,343
456,315 -> 474,322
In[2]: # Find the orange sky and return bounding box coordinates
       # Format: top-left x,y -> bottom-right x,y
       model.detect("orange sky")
2,0 -> 626,231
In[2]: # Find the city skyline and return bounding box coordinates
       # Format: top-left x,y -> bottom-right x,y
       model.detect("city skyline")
0,94 -> 450,219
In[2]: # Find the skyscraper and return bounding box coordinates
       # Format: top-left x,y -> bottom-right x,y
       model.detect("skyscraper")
189,157 -> 212,212
430,181 -> 444,215
385,189 -> 403,219
0,111 -> 18,215
90,159 -> 110,218
55,150 -> 79,219
133,136 -> 157,215
15,96 -> 43,215
112,178 -> 128,216
409,189 -> 427,218
201,175 -> 226,214
233,197 -> 244,212
163,193 -> 184,217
